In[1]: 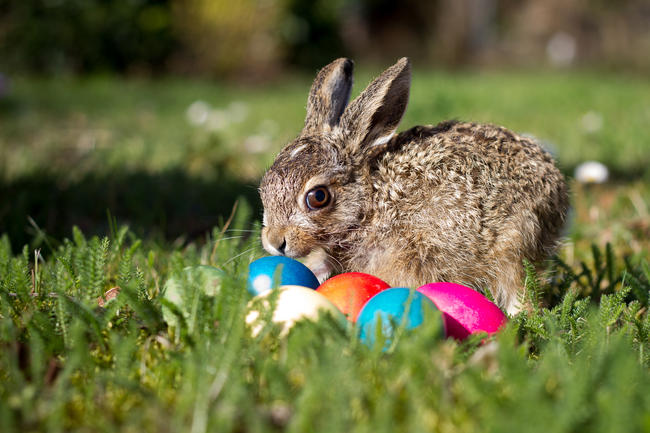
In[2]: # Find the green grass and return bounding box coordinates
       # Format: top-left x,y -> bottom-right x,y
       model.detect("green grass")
3,69 -> 650,180
1,221 -> 650,432
2,69 -> 650,251
1,68 -> 650,432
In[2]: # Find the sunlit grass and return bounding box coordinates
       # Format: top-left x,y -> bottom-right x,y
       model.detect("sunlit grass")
3,69 -> 650,180
2,69 -> 649,257
0,219 -> 649,432
1,69 -> 650,432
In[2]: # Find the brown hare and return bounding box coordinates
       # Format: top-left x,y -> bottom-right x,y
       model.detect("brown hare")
259,58 -> 569,315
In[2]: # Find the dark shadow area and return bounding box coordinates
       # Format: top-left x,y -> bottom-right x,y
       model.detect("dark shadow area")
0,169 -> 262,251
2,161 -> 646,253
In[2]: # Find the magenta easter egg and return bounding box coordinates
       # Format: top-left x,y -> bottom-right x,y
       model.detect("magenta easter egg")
416,282 -> 507,340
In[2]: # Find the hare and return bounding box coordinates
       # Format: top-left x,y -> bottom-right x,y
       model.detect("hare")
259,58 -> 569,315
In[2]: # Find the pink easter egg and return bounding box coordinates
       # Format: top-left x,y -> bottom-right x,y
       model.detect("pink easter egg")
416,282 -> 507,340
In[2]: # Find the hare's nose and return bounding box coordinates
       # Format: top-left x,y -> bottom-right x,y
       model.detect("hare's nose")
277,239 -> 287,254
263,227 -> 287,256
270,236 -> 287,255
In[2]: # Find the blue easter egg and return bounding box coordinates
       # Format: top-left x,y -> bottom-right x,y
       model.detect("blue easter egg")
247,256 -> 319,295
356,288 -> 439,348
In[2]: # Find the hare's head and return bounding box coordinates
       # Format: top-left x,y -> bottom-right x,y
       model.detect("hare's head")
260,58 -> 411,260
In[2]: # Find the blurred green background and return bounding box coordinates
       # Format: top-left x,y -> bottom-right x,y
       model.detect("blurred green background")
2,0 -> 650,75
1,0 -> 649,257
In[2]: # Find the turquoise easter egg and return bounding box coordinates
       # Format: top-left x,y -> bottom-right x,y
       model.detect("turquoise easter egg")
247,256 -> 319,295
356,287 -> 440,348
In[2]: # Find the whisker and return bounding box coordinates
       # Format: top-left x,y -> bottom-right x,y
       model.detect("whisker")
222,245 -> 262,266
324,252 -> 344,273
211,236 -> 245,243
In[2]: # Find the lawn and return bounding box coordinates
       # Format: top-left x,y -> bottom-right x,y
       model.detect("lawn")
1,68 -> 649,432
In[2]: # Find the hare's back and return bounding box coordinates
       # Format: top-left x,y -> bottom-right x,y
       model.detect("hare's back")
371,120 -> 567,257
378,121 -> 564,204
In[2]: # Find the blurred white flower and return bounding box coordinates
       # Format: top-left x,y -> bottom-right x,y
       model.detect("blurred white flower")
244,134 -> 271,153
260,119 -> 279,135
186,100 -> 211,125
580,111 -> 603,133
205,109 -> 229,131
546,32 -> 576,67
228,101 -> 249,123
575,161 -> 609,184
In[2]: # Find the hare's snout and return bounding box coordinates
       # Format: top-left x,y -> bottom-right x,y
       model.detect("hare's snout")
261,226 -> 287,255
261,226 -> 314,259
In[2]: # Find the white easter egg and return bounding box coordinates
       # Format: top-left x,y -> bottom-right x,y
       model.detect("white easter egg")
245,285 -> 345,337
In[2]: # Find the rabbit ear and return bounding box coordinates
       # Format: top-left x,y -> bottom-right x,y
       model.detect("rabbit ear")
339,57 -> 411,159
304,58 -> 354,133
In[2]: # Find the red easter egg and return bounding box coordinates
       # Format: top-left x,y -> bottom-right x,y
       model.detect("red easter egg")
416,282 -> 507,340
317,272 -> 390,321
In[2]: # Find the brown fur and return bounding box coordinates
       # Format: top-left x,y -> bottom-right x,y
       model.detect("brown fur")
259,58 -> 569,315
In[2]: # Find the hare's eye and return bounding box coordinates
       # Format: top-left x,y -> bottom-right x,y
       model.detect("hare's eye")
305,186 -> 331,210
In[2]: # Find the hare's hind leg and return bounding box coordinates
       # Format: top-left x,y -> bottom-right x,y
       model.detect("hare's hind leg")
489,260 -> 524,316
487,207 -> 550,315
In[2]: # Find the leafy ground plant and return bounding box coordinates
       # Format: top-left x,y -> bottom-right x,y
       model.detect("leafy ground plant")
1,211 -> 649,433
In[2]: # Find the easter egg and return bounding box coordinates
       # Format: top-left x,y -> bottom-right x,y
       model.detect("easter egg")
316,272 -> 390,321
245,285 -> 346,337
417,282 -> 507,340
162,265 -> 225,329
247,256 -> 319,296
356,288 -> 440,348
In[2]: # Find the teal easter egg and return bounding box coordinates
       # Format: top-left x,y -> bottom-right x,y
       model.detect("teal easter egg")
247,256 -> 319,295
356,287 -> 440,348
